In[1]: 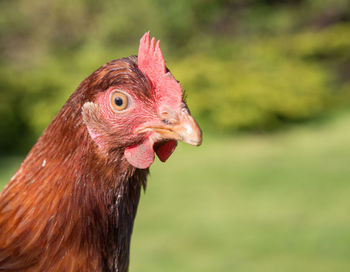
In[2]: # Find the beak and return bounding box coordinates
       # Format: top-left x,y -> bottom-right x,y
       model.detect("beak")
168,108 -> 202,146
136,108 -> 202,146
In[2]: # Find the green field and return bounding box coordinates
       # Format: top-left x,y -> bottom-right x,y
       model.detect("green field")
1,113 -> 350,272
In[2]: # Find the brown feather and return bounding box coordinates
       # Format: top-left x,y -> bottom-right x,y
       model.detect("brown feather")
0,56 -> 149,271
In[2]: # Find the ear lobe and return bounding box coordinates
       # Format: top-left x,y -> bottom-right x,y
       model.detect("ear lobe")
82,102 -> 100,124
82,102 -> 108,151
82,102 -> 103,138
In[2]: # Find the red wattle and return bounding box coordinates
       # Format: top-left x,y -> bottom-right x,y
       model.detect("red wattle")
124,137 -> 155,169
155,140 -> 178,162
124,138 -> 178,169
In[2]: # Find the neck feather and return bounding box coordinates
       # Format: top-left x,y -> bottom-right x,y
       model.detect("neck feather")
0,99 -> 148,272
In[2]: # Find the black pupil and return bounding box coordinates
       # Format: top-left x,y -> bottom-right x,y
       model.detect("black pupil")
114,96 -> 124,107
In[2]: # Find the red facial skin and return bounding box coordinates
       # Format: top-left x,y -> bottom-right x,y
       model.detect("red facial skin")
86,85 -> 182,169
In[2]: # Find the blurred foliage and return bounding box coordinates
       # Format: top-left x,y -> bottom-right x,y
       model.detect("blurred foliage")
1,0 -> 350,153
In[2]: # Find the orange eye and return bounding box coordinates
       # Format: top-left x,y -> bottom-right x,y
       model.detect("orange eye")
110,91 -> 128,111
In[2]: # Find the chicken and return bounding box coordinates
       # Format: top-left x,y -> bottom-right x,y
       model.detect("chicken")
0,32 -> 202,272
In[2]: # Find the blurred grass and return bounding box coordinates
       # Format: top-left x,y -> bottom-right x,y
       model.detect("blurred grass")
1,112 -> 350,271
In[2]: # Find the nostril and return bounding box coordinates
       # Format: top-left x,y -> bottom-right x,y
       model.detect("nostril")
160,109 -> 178,124
162,119 -> 173,125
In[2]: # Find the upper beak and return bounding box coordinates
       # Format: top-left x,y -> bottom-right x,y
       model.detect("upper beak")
168,108 -> 202,146
136,108 -> 202,146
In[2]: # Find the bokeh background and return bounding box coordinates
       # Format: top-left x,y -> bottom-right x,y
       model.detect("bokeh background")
1,0 -> 350,271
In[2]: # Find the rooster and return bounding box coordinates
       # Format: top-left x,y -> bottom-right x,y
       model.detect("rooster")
0,32 -> 201,272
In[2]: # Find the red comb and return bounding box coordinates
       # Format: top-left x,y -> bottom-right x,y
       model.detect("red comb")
138,32 -> 182,106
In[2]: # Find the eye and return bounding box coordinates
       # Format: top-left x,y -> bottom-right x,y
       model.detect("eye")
110,91 -> 129,111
